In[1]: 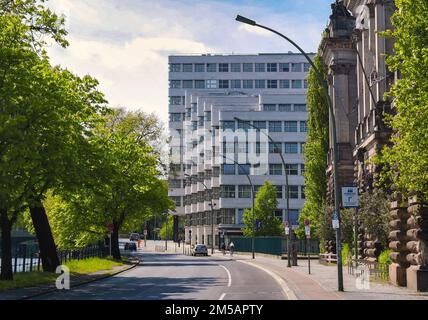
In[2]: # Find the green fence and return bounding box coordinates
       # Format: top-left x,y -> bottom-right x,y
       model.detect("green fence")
229,236 -> 320,256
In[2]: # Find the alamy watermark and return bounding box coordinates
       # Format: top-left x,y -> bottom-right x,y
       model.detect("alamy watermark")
55,265 -> 70,290
355,262 -> 370,290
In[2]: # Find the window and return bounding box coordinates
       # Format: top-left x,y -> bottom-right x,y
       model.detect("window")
222,121 -> 235,131
300,164 -> 305,175
285,143 -> 298,153
292,80 -> 303,88
275,186 -> 283,199
195,63 -> 205,72
300,121 -> 308,132
195,80 -> 205,89
269,121 -> 282,132
169,164 -> 181,173
291,63 -> 302,72
243,63 -> 253,72
169,63 -> 181,72
267,80 -> 278,89
284,121 -> 298,132
274,210 -> 283,219
231,63 -> 241,72
207,63 -> 217,72
221,185 -> 235,198
238,185 -> 252,198
231,80 -> 241,89
191,103 -> 197,112
255,80 -> 265,88
279,104 -> 292,112
206,79 -> 217,89
238,164 -> 251,175
192,121 -> 197,131
255,142 -> 267,154
255,63 -> 265,72
263,104 -> 276,112
253,121 -> 267,130
300,142 -> 305,154
169,179 -> 182,188
287,186 -> 299,199
219,80 -> 229,89
171,196 -> 182,207
304,80 -> 308,88
237,142 -> 248,154
205,111 -> 211,121
267,63 -> 277,72
303,63 -> 310,72
269,164 -> 282,175
243,80 -> 254,89
253,164 -> 268,175
279,79 -> 290,88
223,142 -> 235,154
170,113 -> 182,122
198,116 -> 204,126
169,96 -> 183,105
269,142 -> 282,153
294,104 -> 307,112
183,64 -> 193,72
279,63 -> 290,72
222,164 -> 235,175
301,186 -> 306,199
285,164 -> 299,175
182,80 -> 193,89
219,63 -> 229,72
169,80 -> 181,89
237,120 -> 251,131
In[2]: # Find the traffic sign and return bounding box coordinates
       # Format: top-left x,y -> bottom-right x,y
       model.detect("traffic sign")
284,227 -> 290,235
342,187 -> 359,207
305,225 -> 311,236
283,221 -> 289,227
107,223 -> 114,234
304,219 -> 310,226
332,219 -> 340,229
144,229 -> 148,236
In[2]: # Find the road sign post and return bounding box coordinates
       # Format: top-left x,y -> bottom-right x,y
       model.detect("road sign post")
341,186 -> 359,262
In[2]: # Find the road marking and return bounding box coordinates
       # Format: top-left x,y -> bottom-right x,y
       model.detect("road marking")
237,260 -> 297,300
218,264 -> 232,287
218,293 -> 226,300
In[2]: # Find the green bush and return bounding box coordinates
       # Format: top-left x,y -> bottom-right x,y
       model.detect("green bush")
378,249 -> 392,265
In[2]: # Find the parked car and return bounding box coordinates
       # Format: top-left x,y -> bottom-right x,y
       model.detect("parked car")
129,233 -> 140,241
124,242 -> 137,251
191,244 -> 208,256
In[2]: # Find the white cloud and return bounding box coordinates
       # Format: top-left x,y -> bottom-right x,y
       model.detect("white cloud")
47,0 -> 328,123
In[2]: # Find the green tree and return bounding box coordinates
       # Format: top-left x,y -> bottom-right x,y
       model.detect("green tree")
243,181 -> 282,237
296,54 -> 329,240
160,214 -> 174,240
377,0 -> 428,201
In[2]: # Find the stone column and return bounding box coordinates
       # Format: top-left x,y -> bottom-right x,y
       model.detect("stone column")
389,193 -> 410,286
406,195 -> 428,291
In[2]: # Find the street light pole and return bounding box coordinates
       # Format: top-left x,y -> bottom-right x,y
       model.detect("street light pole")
235,15 -> 344,291
234,117 -> 291,267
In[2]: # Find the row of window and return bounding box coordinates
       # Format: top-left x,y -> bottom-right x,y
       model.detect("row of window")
169,62 -> 310,73
220,120 -> 307,132
262,104 -> 307,112
221,185 -> 305,199
221,142 -> 305,154
169,79 -> 308,90
219,163 -> 305,176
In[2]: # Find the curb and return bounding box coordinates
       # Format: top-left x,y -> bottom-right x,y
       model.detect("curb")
19,259 -> 140,300
237,259 -> 298,300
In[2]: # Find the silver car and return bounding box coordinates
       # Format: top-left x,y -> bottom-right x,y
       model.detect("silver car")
191,244 -> 208,256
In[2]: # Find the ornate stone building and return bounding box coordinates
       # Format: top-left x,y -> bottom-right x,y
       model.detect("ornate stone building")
321,1 -> 428,291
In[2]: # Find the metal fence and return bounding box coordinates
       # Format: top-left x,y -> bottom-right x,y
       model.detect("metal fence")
0,242 -> 106,274
229,236 -> 320,256
346,259 -> 389,281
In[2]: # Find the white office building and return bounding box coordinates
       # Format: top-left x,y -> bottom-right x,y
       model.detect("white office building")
168,53 -> 313,246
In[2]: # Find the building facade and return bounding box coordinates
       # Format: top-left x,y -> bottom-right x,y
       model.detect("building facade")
168,53 -> 313,247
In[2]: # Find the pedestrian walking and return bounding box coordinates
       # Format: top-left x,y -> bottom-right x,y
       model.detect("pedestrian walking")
221,242 -> 226,255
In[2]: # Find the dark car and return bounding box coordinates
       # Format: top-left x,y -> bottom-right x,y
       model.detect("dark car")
129,233 -> 140,241
124,242 -> 137,251
191,244 -> 208,256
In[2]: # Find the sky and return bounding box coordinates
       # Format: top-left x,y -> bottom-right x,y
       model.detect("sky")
47,0 -> 333,123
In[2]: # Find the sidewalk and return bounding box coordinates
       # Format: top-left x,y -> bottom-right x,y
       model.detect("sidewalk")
211,251 -> 428,300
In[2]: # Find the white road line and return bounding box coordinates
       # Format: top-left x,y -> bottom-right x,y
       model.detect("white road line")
237,260 -> 298,300
218,264 -> 232,287
218,293 -> 226,300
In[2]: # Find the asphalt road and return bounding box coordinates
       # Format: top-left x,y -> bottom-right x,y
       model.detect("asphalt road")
33,250 -> 286,300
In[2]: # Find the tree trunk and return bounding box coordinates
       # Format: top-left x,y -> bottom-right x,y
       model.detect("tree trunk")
0,209 -> 13,280
29,199 -> 59,272
111,222 -> 121,261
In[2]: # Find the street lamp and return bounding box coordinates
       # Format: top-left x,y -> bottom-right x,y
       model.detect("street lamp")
234,117 -> 292,267
221,154 -> 258,260
235,15 -> 344,291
